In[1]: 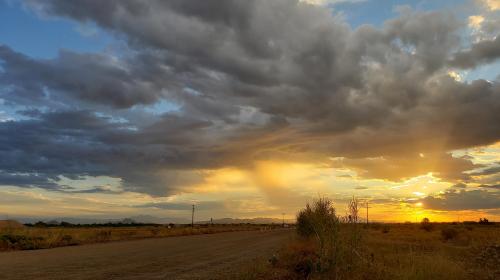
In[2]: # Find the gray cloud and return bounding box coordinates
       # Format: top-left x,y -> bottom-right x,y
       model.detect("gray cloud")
331,153 -> 479,182
0,171 -> 63,190
478,184 -> 500,190
420,188 -> 500,210
61,186 -> 124,194
0,45 -> 171,108
0,0 -> 499,197
469,164 -> 500,176
450,36 -> 500,69
451,183 -> 468,189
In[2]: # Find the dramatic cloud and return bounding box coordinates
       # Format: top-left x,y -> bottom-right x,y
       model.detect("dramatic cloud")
450,36 -> 500,69
332,153 -> 478,181
478,184 -> 500,190
0,0 -> 499,202
420,187 -> 500,210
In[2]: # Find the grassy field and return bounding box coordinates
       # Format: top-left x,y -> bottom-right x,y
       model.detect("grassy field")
226,197 -> 500,280
230,222 -> 499,280
0,222 -> 281,251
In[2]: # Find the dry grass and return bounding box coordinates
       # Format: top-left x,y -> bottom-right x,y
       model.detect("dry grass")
0,224 -> 278,251
233,223 -> 500,280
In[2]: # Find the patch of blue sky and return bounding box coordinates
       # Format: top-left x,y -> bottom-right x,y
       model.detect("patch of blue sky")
0,1 -> 113,59
183,87 -> 203,97
0,86 -> 20,121
333,0 -> 469,28
0,102 -> 50,122
463,62 -> 500,82
140,99 -> 181,116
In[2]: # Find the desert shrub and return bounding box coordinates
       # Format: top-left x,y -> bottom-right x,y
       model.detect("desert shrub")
420,217 -> 434,231
0,234 -> 45,250
279,239 -> 319,279
296,197 -> 341,272
370,223 -> 382,230
441,227 -> 459,241
94,230 -> 112,242
342,197 -> 364,271
58,234 -> 77,246
150,227 -> 161,236
296,197 -> 340,239
382,225 -> 390,233
296,204 -> 315,238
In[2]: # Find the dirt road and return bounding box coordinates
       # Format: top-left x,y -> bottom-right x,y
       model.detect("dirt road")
0,229 -> 292,280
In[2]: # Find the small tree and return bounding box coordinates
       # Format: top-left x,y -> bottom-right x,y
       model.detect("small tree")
345,197 -> 362,267
479,218 -> 490,225
420,217 -> 433,231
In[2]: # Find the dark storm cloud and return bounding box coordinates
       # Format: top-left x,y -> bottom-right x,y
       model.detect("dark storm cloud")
61,186 -> 124,194
0,45 -> 168,108
469,164 -> 500,177
0,171 -> 62,190
450,36 -> 500,69
0,0 -> 499,196
420,188 -> 500,210
451,183 -> 468,189
0,110 -> 221,195
478,184 -> 500,190
331,153 -> 479,182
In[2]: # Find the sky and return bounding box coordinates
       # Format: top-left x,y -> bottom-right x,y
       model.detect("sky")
0,0 -> 499,223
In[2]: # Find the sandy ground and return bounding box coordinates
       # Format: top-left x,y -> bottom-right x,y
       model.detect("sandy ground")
0,229 -> 292,280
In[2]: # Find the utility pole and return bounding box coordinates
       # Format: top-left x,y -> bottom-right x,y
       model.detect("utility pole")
366,201 -> 369,224
191,204 -> 195,228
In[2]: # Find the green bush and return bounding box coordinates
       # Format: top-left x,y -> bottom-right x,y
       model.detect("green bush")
296,204 -> 315,238
296,197 -> 342,273
296,198 -> 340,240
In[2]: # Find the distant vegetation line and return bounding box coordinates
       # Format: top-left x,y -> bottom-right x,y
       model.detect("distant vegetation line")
0,222 -> 286,251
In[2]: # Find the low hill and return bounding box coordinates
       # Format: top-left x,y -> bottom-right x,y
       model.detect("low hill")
0,220 -> 24,229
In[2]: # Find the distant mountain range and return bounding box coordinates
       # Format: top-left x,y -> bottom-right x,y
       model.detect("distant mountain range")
10,215 -> 293,225
197,217 -> 294,224
12,215 -> 190,225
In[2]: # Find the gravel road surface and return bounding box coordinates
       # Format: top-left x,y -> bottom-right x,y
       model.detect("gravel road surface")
0,229 -> 292,280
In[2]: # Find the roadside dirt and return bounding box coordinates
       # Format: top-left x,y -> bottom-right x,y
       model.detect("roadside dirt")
0,229 -> 292,280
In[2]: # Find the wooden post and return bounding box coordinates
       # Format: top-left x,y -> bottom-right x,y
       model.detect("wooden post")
366,201 -> 369,224
191,204 -> 195,228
